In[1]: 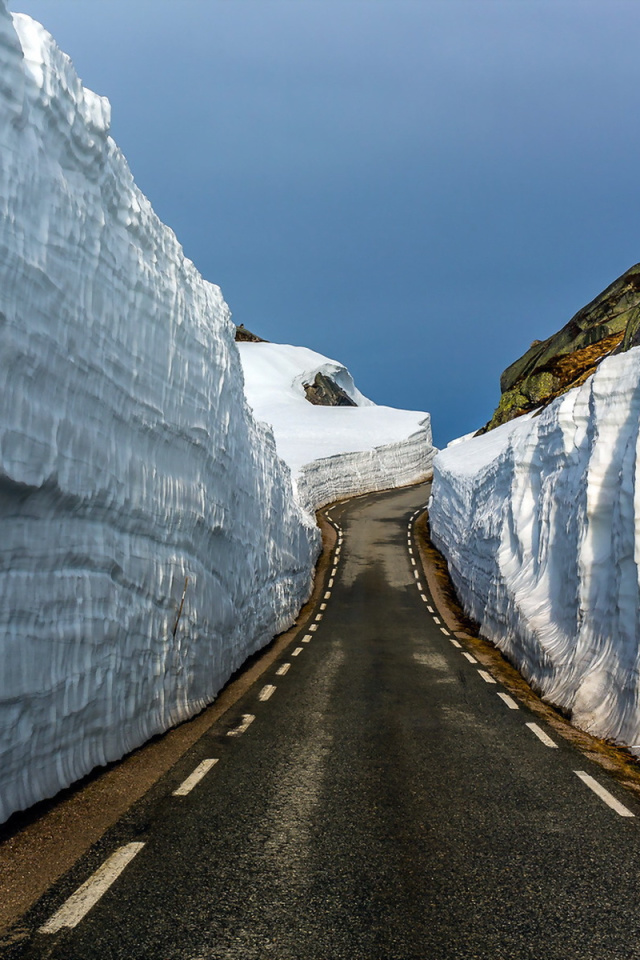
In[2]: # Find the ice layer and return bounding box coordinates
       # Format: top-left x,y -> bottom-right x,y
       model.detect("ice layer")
0,6 -> 321,823
430,347 -> 640,745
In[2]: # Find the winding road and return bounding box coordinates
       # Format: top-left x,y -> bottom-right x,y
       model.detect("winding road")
8,482 -> 640,959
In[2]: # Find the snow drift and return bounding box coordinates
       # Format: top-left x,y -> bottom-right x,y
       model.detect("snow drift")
430,347 -> 640,746
0,6 -> 320,823
238,342 -> 435,515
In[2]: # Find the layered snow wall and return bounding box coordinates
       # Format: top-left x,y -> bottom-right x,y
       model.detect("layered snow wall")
430,347 -> 640,746
238,342 -> 435,515
0,6 -> 320,823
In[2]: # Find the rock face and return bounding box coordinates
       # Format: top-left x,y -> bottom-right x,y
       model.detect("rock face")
234,324 -> 266,343
482,263 -> 640,432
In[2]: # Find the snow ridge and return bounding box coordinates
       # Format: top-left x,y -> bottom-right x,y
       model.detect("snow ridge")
238,342 -> 435,513
430,348 -> 640,745
0,6 -> 319,823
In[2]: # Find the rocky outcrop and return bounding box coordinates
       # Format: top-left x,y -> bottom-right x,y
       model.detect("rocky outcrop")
303,372 -> 357,407
481,263 -> 640,432
234,323 -> 266,343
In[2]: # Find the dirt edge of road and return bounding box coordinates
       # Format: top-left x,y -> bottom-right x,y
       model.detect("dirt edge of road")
0,515 -> 337,937
414,509 -> 640,804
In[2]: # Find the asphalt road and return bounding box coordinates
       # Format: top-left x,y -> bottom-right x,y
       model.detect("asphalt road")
11,483 -> 640,959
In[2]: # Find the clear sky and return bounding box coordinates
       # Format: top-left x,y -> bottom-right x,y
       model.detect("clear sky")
11,0 -> 640,447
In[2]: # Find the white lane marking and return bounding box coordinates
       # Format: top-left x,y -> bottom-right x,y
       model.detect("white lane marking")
227,714 -> 255,736
332,567 -> 338,576
302,634 -> 312,643
414,570 -> 419,580
328,578 -> 334,587
433,616 -> 441,624
276,663 -> 291,676
258,684 -> 276,702
39,843 -> 146,934
411,558 -> 416,566
315,613 -> 323,621
309,623 -> 318,632
324,592 -> 331,600
462,652 -> 477,663
478,670 -> 497,684
449,638 -> 462,648
408,548 -> 413,555
497,692 -> 519,710
173,759 -> 219,797
320,603 -> 327,610
292,647 -> 303,656
427,605 -> 434,613
421,594 -> 428,602
338,538 -> 343,545
417,582 -> 423,590
526,722 -> 558,748
574,771 -> 635,817
440,627 -> 450,637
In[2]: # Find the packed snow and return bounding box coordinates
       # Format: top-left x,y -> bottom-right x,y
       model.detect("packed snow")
430,348 -> 640,746
238,342 -> 435,515
0,5 -> 320,823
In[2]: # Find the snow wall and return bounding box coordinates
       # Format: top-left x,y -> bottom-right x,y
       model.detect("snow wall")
238,342 -> 436,516
0,7 -> 320,823
430,347 -> 640,746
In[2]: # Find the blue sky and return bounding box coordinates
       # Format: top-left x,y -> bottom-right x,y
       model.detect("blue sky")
12,0 -> 640,447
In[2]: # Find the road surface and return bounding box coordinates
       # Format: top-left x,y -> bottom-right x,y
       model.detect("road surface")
10,483 -> 640,959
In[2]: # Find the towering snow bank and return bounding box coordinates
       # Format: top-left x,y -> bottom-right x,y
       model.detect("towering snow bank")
0,6 -> 319,823
430,348 -> 640,745
238,342 -> 435,515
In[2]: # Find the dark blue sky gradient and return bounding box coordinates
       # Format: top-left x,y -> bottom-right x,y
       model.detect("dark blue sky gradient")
12,0 -> 640,446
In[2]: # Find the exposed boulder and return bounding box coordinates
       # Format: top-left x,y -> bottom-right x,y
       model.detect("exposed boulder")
303,372 -> 357,407
481,262 -> 640,433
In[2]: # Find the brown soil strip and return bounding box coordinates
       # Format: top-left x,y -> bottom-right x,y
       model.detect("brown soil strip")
414,511 -> 640,802
0,516 -> 336,935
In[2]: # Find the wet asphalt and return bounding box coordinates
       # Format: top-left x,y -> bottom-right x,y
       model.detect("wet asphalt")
11,482 -> 640,960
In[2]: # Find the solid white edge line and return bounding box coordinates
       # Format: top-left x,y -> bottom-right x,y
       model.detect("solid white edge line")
292,647 -> 303,656
276,663 -> 291,676
525,722 -> 558,748
477,669 -> 497,684
39,843 -> 146,933
227,714 -> 255,736
497,692 -> 519,710
574,770 -> 635,817
173,758 -> 219,797
258,684 -> 276,702
462,652 -> 477,663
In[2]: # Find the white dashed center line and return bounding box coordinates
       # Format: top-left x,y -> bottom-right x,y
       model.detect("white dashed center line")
324,591 -> 331,599
526,722 -> 557,748
497,692 -> 519,710
328,578 -> 334,587
427,606 -> 434,613
302,634 -> 312,643
310,623 -> 318,631
292,647 -> 303,656
411,558 -> 416,566
320,603 -> 327,610
433,616 -> 441,625
173,759 -> 219,797
227,714 -> 255,736
462,652 -> 477,664
332,567 -> 338,576
440,627 -> 450,637
414,570 -> 419,579
409,547 -> 413,555
574,771 -> 635,817
276,663 -> 291,676
477,669 -> 496,684
39,843 -> 146,934
416,582 -> 423,591
258,684 -> 276,702
421,594 -> 428,602
449,638 -> 462,648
